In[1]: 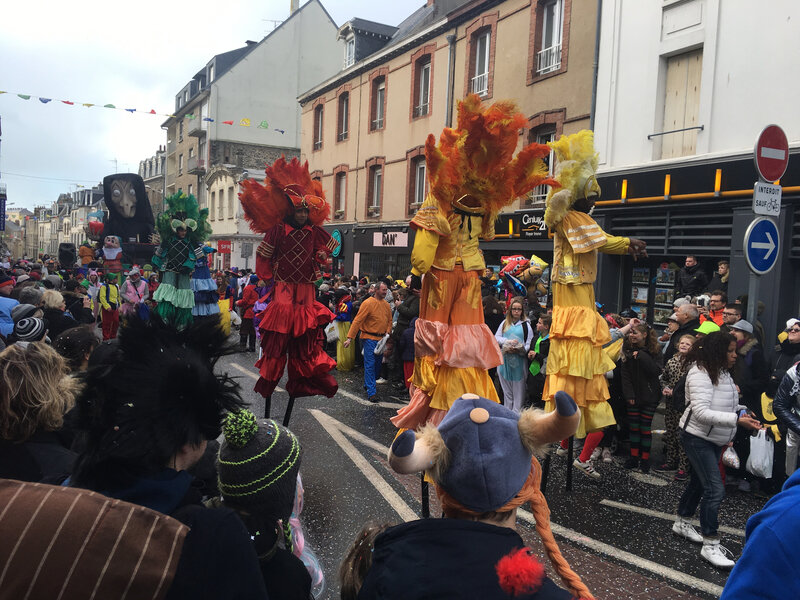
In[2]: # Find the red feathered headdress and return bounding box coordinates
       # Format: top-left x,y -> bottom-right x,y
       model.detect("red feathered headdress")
239,156 -> 332,233
426,94 -> 558,219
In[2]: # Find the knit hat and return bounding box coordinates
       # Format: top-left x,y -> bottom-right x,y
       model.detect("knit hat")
13,317 -> 47,342
106,273 -> 118,282
249,274 -> 259,284
28,272 -> 41,281
695,320 -> 720,335
15,274 -> 30,284
786,318 -> 800,331
667,313 -> 679,322
11,304 -> 38,323
218,410 -> 301,525
731,320 -> 754,335
0,275 -> 13,289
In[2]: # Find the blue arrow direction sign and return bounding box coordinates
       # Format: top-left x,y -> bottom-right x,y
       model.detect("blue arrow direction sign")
744,217 -> 780,275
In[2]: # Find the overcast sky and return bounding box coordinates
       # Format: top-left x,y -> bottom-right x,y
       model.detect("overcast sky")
0,0 -> 418,211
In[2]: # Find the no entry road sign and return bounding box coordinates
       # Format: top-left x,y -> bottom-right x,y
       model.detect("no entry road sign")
744,217 -> 780,275
754,125 -> 789,182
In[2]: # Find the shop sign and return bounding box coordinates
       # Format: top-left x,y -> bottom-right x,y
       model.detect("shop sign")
516,211 -> 547,239
217,239 -> 231,254
373,231 -> 408,248
332,229 -> 342,257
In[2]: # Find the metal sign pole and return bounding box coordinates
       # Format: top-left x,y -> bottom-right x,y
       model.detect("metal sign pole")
746,272 -> 759,325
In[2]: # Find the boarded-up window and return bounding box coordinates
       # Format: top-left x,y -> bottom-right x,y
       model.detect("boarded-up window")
661,49 -> 703,159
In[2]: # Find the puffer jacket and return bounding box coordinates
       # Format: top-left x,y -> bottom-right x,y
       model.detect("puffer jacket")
680,364 -> 745,445
773,363 -> 800,436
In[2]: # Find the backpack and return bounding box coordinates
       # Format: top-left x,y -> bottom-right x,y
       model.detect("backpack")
669,372 -> 688,411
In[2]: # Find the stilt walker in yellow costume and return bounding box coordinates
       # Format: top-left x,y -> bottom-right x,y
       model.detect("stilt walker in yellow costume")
392,95 -> 556,431
543,130 -> 647,478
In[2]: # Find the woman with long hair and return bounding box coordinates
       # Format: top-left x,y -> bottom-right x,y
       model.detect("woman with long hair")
672,331 -> 762,569
494,296 -> 533,413
620,322 -> 663,473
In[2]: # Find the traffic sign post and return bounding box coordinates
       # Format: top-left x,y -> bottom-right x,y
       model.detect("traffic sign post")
754,125 -> 789,182
743,216 -> 780,325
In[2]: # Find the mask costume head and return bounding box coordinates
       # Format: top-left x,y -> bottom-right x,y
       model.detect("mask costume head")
102,174 -> 155,244
543,130 -> 601,229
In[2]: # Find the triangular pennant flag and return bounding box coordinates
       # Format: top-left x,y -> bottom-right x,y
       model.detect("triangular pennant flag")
149,109 -> 156,114
82,103 -> 94,108
125,108 -> 136,113
222,120 -> 234,125
38,98 -> 52,103
104,103 -> 116,108
17,94 -> 31,100
184,114 -> 196,120
203,117 -> 214,122
167,114 -> 176,118
274,128 -> 285,134
258,120 -> 269,129
240,118 -> 251,127
63,100 -> 75,105
0,91 -> 6,95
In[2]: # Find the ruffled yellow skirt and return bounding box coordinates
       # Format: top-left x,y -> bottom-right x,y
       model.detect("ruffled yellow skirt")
543,282 -> 616,437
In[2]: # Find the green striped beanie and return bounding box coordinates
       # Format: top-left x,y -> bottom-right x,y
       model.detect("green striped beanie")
218,410 -> 301,524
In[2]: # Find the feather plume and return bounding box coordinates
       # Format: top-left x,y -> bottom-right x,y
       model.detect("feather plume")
544,130 -> 600,228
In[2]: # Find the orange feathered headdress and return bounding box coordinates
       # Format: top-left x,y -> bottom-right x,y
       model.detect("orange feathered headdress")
425,95 -> 558,219
239,156 -> 332,233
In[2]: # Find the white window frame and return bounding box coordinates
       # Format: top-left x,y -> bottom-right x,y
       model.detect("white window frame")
471,31 -> 491,96
210,191 -> 216,221
228,187 -> 234,219
537,0 -> 564,74
314,105 -> 323,149
335,172 -> 346,215
370,167 -> 382,210
528,129 -> 556,204
373,79 -> 385,130
188,184 -> 193,197
413,158 -> 426,207
338,94 -> 349,141
415,60 -> 431,117
344,38 -> 355,68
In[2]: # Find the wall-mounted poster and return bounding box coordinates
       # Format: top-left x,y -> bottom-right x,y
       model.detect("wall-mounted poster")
632,267 -> 650,284
656,266 -> 676,285
653,307 -> 673,325
631,286 -> 649,305
631,306 -> 648,321
654,287 -> 674,305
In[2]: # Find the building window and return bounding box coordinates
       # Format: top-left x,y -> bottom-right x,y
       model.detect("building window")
209,64 -> 215,82
188,147 -> 194,159
414,58 -> 431,118
313,105 -> 323,150
337,93 -> 349,141
661,49 -> 703,159
529,128 -> 556,205
218,190 -> 224,220
334,171 -> 346,218
471,31 -> 491,96
179,121 -> 184,142
365,159 -> 385,218
188,184 -> 193,197
371,76 -> 386,131
210,191 -> 216,221
228,186 -> 234,219
344,38 -> 355,68
178,154 -> 184,175
537,0 -> 563,74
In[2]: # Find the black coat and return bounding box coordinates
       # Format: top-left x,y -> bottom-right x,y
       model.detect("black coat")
42,307 -> 79,339
359,519 -> 572,600
0,430 -> 76,482
674,264 -> 708,298
767,339 -> 800,397
620,347 -> 663,409
395,293 -> 420,333
707,273 -> 728,294
62,291 -> 95,325
733,338 -> 769,414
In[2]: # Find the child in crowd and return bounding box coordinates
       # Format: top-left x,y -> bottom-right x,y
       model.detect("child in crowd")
658,334 -> 695,480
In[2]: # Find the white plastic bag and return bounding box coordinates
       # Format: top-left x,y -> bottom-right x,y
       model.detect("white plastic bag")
230,310 -> 242,327
374,334 -> 390,355
325,321 -> 338,343
746,430 -> 774,479
722,446 -> 740,469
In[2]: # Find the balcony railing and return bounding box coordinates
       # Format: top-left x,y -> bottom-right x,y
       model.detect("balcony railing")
187,157 -> 205,175
470,73 -> 488,96
371,118 -> 384,131
337,130 -> 348,142
536,43 -> 562,74
313,140 -> 322,150
413,103 -> 429,118
526,185 -> 549,206
167,138 -> 177,155
188,119 -> 207,137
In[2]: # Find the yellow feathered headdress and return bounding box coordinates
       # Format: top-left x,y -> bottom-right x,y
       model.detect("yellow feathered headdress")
544,130 -> 601,229
426,95 -> 557,223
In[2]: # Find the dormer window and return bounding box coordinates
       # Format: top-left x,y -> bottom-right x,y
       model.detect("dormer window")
344,38 -> 355,68
209,64 -> 215,82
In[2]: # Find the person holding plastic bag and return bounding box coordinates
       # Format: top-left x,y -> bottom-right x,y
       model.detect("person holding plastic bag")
672,331 -> 762,569
773,362 -> 800,476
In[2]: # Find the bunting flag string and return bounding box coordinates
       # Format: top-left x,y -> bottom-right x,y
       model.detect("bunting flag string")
0,88 -> 287,134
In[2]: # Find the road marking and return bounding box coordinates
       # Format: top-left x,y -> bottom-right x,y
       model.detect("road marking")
517,509 -> 724,597
228,363 -> 285,393
599,499 -> 745,537
308,410 -> 417,522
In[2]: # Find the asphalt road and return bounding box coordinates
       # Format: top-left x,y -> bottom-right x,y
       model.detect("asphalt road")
218,348 -> 769,600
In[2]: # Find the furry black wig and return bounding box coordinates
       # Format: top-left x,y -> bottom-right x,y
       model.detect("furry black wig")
71,316 -> 244,491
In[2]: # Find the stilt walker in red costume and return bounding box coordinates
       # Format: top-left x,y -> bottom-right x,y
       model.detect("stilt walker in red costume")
239,157 -> 339,424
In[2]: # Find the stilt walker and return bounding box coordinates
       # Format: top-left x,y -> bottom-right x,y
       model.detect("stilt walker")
391,94 -> 556,432
542,130 -> 647,480
239,157 -> 338,424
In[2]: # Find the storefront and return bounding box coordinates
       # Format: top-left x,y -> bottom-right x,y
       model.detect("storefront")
324,224 -> 415,280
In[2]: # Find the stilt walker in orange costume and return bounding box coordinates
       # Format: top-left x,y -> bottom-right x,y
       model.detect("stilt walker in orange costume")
542,131 -> 647,478
392,95 -> 556,432
239,157 -> 339,425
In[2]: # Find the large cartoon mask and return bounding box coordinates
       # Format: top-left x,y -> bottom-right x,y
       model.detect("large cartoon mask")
108,178 -> 138,218
104,235 -> 121,249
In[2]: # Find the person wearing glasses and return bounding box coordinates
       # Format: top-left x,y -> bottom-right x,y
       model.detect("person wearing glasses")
767,319 -> 800,399
720,304 -> 743,332
699,290 -> 727,327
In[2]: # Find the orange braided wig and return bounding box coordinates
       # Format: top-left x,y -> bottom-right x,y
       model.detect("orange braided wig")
239,156 -> 332,233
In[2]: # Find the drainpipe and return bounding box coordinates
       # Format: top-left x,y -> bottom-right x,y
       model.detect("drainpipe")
589,0 -> 603,131
445,32 -> 457,128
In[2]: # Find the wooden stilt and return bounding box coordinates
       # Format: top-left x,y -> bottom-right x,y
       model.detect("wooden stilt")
282,396 -> 296,426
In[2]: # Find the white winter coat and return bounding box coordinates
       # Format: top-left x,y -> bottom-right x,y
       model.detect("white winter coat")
679,364 -> 745,445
